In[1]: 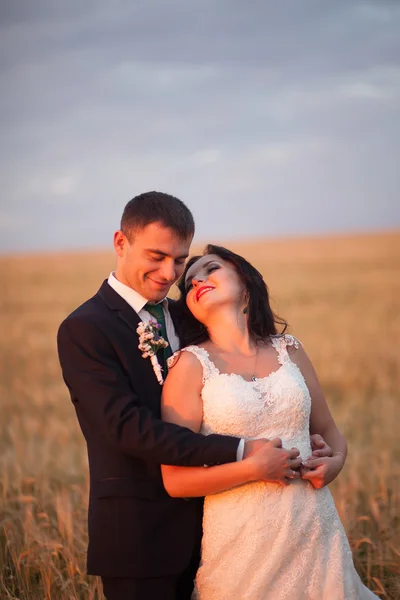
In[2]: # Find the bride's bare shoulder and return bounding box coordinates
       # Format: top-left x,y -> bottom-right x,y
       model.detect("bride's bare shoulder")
163,347 -> 204,401
166,347 -> 203,373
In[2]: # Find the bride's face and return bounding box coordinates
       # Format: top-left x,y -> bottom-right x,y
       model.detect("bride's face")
184,254 -> 246,323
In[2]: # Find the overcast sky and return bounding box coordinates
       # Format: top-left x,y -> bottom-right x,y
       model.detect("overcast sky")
1,0 -> 399,252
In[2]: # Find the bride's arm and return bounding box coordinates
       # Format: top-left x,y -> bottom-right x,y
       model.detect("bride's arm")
161,351 -> 293,497
290,343 -> 347,487
161,351 -> 257,497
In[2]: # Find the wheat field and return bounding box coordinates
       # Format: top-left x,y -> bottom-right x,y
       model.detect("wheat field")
1,231 -> 399,599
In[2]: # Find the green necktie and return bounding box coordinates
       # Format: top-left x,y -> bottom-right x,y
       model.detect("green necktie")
144,303 -> 173,372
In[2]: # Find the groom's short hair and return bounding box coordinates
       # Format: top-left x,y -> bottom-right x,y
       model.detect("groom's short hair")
121,191 -> 195,241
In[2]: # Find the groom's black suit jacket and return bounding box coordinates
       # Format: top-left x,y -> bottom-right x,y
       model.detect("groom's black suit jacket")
57,280 -> 239,578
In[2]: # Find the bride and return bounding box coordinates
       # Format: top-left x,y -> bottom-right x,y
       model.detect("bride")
161,244 -> 378,600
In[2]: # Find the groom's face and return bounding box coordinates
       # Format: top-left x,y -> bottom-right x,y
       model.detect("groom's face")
114,221 -> 192,302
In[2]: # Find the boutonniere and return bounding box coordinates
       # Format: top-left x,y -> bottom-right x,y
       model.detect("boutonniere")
137,320 -> 169,385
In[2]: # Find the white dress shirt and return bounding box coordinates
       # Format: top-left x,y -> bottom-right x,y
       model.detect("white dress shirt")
107,272 -> 244,461
107,272 -> 180,353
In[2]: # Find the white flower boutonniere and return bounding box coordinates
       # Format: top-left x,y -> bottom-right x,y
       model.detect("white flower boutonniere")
137,319 -> 169,385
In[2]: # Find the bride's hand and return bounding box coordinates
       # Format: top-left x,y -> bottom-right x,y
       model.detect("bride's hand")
246,438 -> 302,486
300,454 -> 345,489
309,434 -> 333,458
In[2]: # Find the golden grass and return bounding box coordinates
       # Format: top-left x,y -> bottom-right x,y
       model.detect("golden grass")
1,231 -> 399,599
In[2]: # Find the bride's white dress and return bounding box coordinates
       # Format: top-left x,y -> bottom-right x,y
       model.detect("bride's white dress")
182,335 -> 378,600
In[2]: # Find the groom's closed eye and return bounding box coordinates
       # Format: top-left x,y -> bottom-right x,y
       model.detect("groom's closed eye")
148,252 -> 186,267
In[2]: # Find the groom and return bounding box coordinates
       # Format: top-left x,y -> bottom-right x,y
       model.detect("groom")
57,191 -> 330,600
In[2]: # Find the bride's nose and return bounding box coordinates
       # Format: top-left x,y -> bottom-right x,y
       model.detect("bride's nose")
192,275 -> 204,287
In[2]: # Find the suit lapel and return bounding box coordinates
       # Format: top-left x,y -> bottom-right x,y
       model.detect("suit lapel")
98,280 -> 141,335
97,280 -> 164,393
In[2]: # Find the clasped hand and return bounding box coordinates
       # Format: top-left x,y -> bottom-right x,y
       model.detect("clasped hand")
244,434 -> 341,488
300,434 -> 344,489
244,437 -> 302,486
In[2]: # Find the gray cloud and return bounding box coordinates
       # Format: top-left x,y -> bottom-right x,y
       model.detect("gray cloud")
0,0 -> 399,251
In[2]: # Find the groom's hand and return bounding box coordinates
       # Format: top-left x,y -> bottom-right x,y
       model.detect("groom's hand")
243,438 -> 271,460
245,438 -> 302,486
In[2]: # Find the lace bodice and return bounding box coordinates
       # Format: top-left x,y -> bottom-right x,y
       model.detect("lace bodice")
182,334 -> 312,459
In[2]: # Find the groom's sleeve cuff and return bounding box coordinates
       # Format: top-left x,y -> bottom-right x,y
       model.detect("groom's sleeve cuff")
236,438 -> 245,461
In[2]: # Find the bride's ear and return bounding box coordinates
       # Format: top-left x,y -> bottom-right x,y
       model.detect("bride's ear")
242,291 -> 249,314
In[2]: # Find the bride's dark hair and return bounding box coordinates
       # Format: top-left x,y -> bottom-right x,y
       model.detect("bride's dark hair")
176,244 -> 288,346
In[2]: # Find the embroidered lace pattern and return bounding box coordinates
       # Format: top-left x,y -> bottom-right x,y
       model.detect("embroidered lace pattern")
182,335 -> 378,600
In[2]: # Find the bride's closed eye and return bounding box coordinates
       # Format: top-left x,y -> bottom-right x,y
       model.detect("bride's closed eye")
205,264 -> 220,276
185,263 -> 221,292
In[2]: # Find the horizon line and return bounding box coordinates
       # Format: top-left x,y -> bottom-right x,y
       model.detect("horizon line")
1,226 -> 399,261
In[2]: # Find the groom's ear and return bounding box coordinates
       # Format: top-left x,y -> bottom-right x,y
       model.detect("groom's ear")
114,230 -> 127,256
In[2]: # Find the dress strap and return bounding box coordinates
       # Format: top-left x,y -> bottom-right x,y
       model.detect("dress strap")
180,346 -> 218,384
270,334 -> 301,365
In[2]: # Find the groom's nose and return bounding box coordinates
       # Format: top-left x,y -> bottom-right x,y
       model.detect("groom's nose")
159,260 -> 177,282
